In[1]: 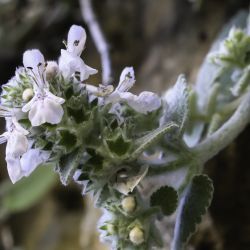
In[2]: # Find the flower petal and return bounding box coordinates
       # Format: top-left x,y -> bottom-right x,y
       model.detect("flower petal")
80,64 -> 98,82
0,132 -> 8,144
28,100 -> 47,126
45,89 -> 65,104
6,155 -> 24,184
59,49 -> 97,81
43,98 -> 64,124
6,131 -> 29,157
22,95 -> 37,112
20,149 -> 50,177
23,49 -> 46,77
12,117 -> 29,135
124,91 -> 161,114
67,25 -> 86,56
136,91 -> 162,112
116,67 -> 135,92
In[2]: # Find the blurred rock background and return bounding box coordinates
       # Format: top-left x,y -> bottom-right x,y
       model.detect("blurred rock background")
0,0 -> 249,249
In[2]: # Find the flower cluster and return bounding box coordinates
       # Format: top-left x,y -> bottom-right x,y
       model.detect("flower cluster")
0,24 -> 166,249
2,13 -> 249,250
0,25 -> 161,188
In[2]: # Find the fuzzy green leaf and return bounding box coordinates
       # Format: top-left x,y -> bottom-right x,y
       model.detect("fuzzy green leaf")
161,75 -> 189,134
58,129 -> 77,152
106,133 -> 132,157
57,148 -> 84,185
172,174 -> 214,250
0,165 -> 56,215
131,122 -> 178,159
150,186 -> 178,215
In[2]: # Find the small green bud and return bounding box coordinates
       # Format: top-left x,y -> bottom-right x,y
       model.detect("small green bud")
107,223 -> 115,235
121,196 -> 136,213
129,226 -> 144,245
22,88 -> 34,102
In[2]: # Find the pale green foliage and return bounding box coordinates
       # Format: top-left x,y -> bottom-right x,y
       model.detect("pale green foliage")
0,165 -> 56,217
1,11 -> 250,250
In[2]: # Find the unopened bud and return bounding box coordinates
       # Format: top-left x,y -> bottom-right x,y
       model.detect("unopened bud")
129,226 -> 144,245
22,88 -> 34,102
107,223 -> 115,235
46,61 -> 59,80
121,196 -> 136,213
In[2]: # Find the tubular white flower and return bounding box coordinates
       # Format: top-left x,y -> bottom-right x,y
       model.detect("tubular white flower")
116,67 -> 135,92
67,25 -> 86,56
23,49 -> 46,87
59,25 -> 97,81
0,117 -> 29,158
6,148 -> 50,184
59,50 -> 97,81
22,89 -> 65,126
106,67 -> 161,114
22,50 -> 65,126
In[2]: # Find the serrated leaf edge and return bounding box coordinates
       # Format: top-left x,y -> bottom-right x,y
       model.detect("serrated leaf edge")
172,174 -> 214,250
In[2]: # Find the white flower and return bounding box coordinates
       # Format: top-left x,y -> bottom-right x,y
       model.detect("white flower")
59,25 -> 97,81
23,49 -> 46,87
22,49 -> 65,126
106,67 -> 161,114
67,25 -> 86,56
0,115 -> 50,184
0,117 -> 29,158
6,148 -> 50,184
22,88 -> 65,126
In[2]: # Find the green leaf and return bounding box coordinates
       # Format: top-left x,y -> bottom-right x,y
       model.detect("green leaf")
57,148 -> 84,185
0,165 -> 57,215
58,129 -> 77,152
95,185 -> 110,207
131,122 -> 178,159
150,186 -> 178,215
149,224 -> 164,248
172,174 -> 214,250
106,133 -> 132,157
161,75 -> 189,134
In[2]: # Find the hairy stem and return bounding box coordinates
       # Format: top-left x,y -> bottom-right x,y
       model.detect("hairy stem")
80,0 -> 113,85
192,91 -> 250,163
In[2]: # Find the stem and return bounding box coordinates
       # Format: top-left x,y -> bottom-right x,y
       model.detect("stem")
192,91 -> 250,163
147,159 -> 186,176
80,0 -> 113,85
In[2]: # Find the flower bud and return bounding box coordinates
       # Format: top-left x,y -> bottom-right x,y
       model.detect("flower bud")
22,88 -> 34,102
129,226 -> 144,245
121,196 -> 136,213
107,223 -> 115,235
46,61 -> 59,80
